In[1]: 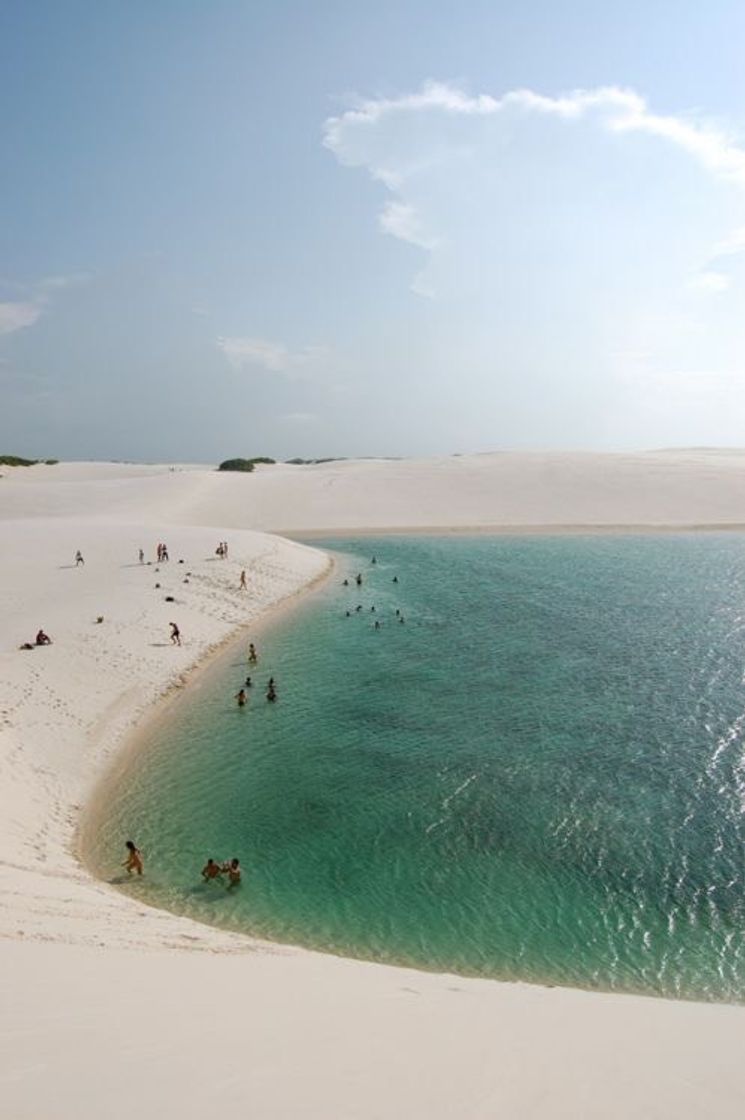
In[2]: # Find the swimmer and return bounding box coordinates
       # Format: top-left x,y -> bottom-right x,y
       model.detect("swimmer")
392,576 -> 399,583
244,675 -> 253,688
355,573 -> 362,586
123,840 -> 143,876
201,858 -> 222,881
370,605 -> 376,612
235,688 -> 247,707
225,857 -> 241,888
355,604 -> 363,613
266,680 -> 277,702
399,616 -> 405,624
374,620 -> 380,630
371,556 -> 377,564
342,578 -> 349,587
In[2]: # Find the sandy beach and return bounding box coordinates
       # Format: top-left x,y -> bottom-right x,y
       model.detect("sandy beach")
3,453 -> 745,1118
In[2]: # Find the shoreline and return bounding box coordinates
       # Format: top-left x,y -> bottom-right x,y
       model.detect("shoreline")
282,521 -> 745,538
76,550 -> 335,931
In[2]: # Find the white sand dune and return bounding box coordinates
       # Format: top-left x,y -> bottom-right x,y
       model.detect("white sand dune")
2,454 -> 745,1119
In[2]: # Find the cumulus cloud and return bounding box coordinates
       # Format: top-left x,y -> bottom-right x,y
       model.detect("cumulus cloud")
322,81 -> 745,441
324,82 -> 745,288
0,301 -> 43,336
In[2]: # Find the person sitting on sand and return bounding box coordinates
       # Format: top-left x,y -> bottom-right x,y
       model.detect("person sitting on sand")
123,840 -> 143,876
224,858 -> 241,888
201,858 -> 222,881
248,642 -> 258,663
170,622 -> 181,646
35,629 -> 52,646
235,688 -> 247,707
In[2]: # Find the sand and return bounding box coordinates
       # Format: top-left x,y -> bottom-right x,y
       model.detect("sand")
2,453 -> 745,1118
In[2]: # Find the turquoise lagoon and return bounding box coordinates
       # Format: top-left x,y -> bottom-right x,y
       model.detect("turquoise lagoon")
88,535 -> 745,1001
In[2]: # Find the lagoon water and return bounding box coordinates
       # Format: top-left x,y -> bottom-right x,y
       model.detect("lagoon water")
90,535 -> 745,1001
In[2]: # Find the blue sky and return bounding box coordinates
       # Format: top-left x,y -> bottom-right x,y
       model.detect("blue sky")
2,1 -> 745,460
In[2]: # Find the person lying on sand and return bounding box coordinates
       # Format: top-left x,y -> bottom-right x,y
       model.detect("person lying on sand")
201,858 -> 222,881
123,840 -> 143,876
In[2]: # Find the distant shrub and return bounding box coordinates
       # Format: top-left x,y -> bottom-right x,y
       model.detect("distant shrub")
44,459 -> 59,465
0,454 -> 40,467
285,457 -> 345,465
218,459 -> 255,472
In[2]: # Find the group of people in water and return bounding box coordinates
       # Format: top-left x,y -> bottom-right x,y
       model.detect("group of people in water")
235,645 -> 277,705
122,841 -> 241,888
342,559 -> 405,628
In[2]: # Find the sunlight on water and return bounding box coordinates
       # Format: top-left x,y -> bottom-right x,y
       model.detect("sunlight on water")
87,535 -> 745,1001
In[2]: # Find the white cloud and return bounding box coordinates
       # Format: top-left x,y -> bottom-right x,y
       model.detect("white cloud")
379,201 -> 438,249
324,83 -> 745,277
325,82 -> 745,187
217,336 -> 328,376
281,411 -> 318,424
0,301 -> 42,336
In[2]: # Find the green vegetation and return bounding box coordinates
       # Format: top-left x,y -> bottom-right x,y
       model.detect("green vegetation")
285,457 -> 345,465
217,457 -> 276,472
0,455 -> 58,467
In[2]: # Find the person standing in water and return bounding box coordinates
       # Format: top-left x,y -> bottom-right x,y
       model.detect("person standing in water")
201,858 -> 222,881
248,642 -> 258,663
225,858 -> 241,888
235,688 -> 247,707
266,677 -> 277,702
123,840 -> 143,876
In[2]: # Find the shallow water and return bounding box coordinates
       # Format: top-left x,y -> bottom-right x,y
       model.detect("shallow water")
89,535 -> 745,1000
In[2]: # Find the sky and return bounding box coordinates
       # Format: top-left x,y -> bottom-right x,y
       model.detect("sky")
2,0 -> 745,462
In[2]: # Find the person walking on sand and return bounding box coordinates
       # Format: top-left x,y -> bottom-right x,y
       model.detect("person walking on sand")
235,688 -> 247,707
75,550 -> 84,566
239,569 -> 247,591
170,621 -> 181,646
225,858 -> 241,888
123,840 -> 143,876
139,548 -> 144,564
201,858 -> 222,881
